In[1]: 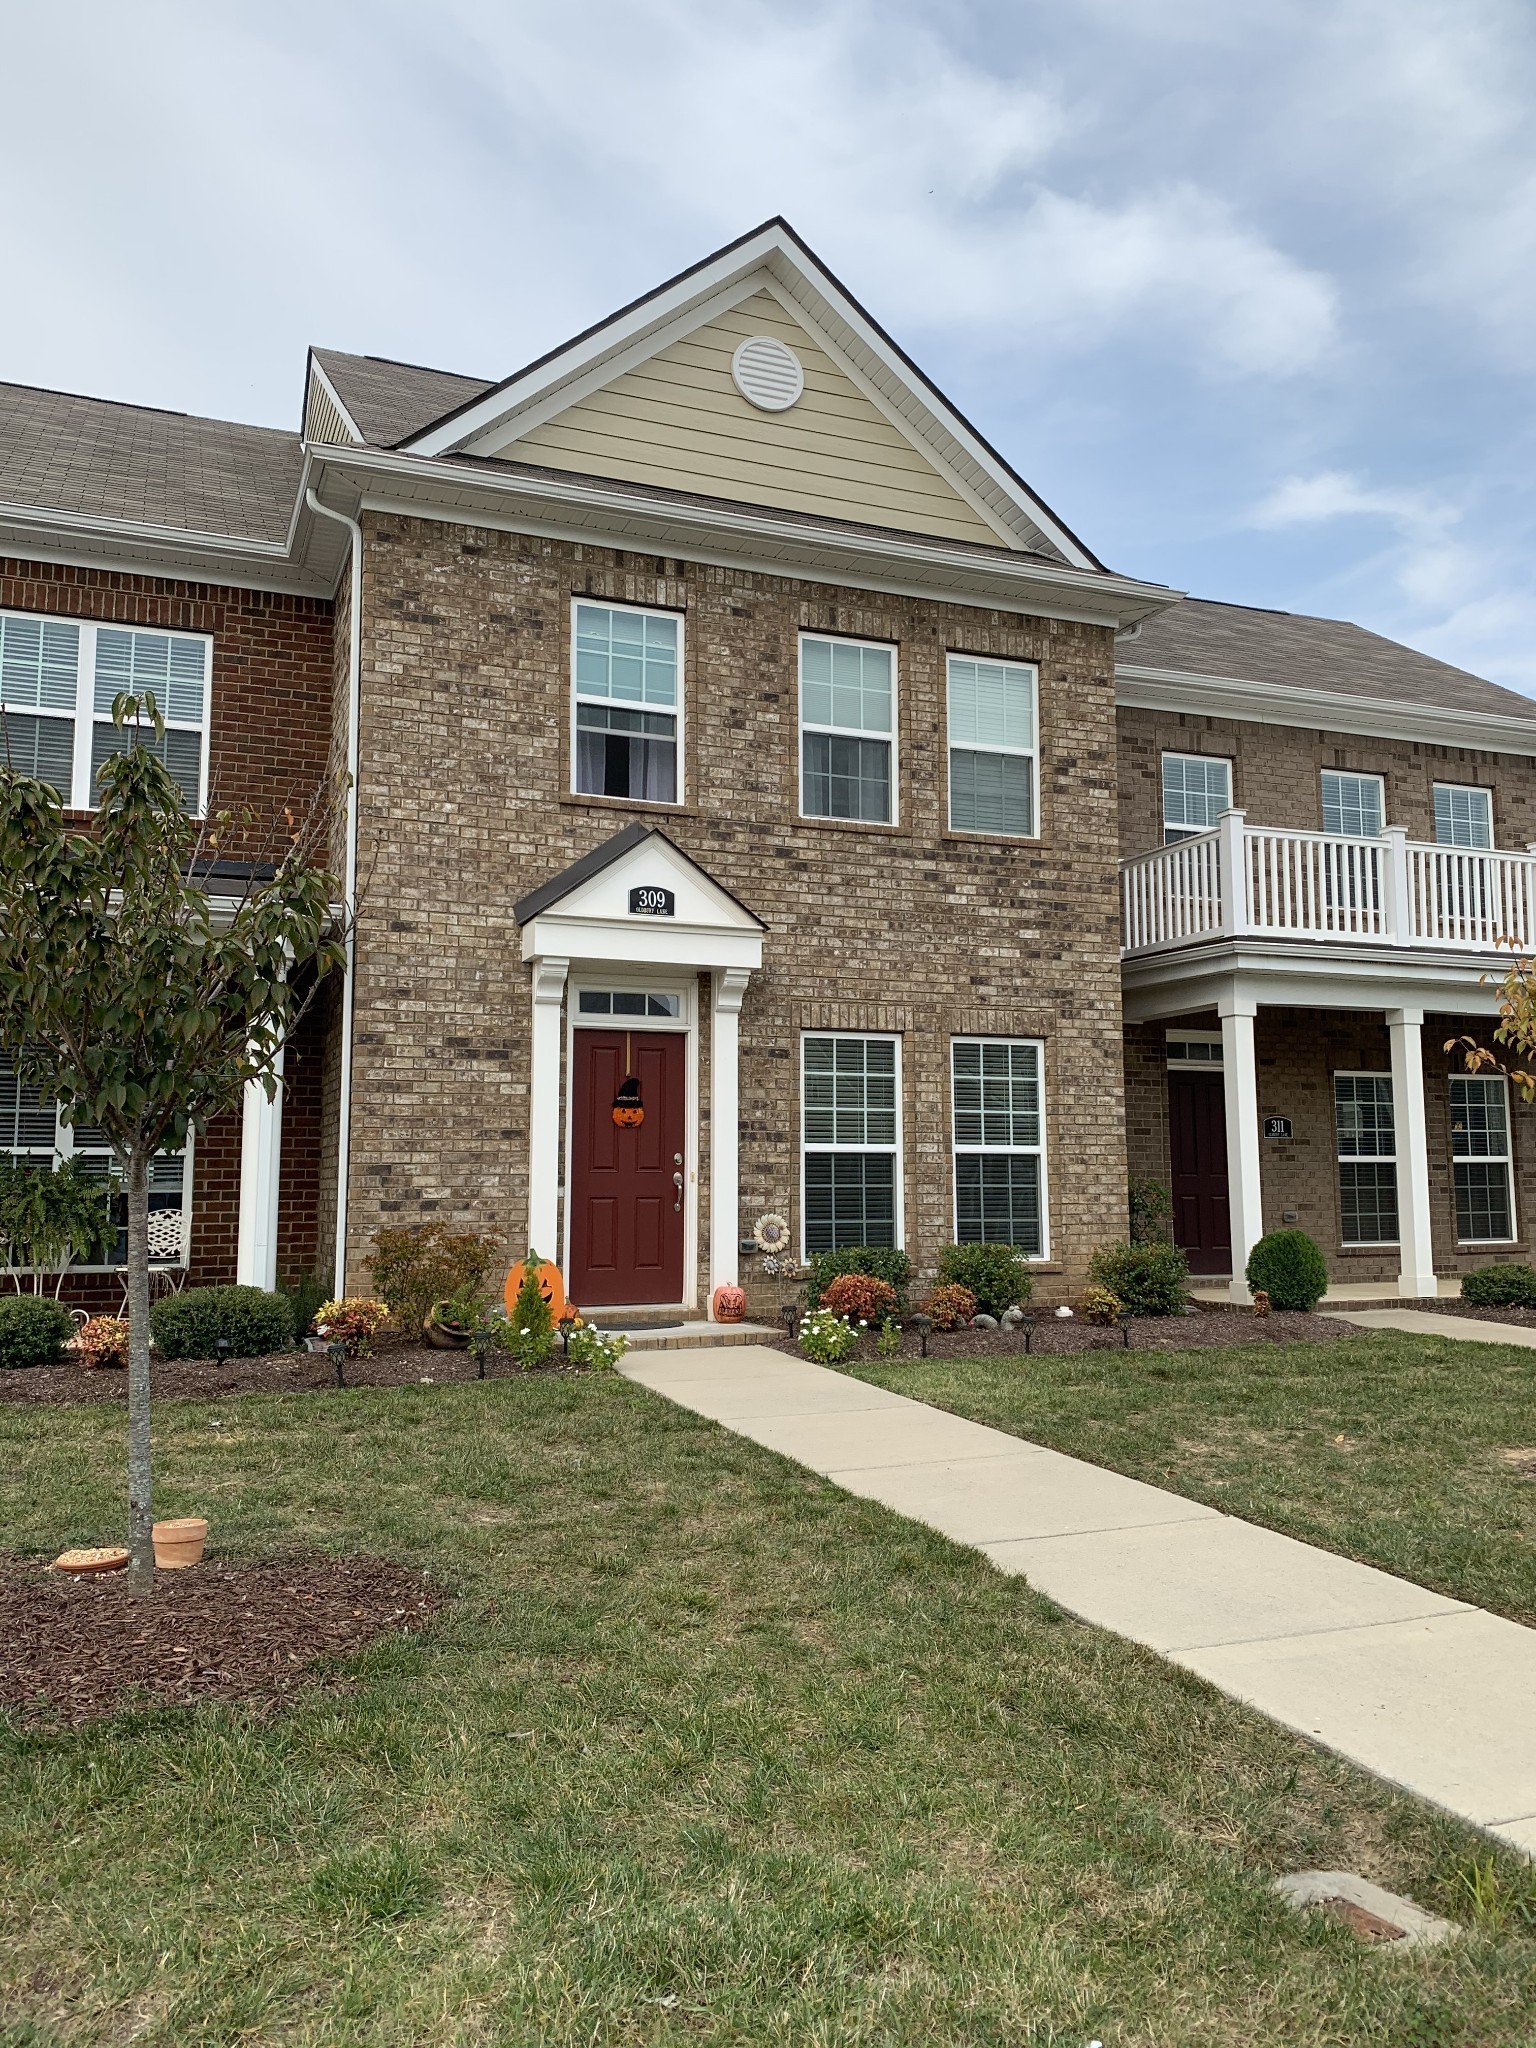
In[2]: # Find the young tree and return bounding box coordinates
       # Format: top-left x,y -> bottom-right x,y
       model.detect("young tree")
0,693 -> 345,1590
1447,954 -> 1536,1100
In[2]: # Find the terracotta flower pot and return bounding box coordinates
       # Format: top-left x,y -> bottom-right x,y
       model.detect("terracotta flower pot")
52,1546 -> 128,1573
152,1518 -> 208,1569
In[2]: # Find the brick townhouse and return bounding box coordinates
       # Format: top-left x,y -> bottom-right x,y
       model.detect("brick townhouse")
3,219 -> 1534,1316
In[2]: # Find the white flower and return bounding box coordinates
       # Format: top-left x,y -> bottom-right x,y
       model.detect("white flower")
520,1327 -> 530,1335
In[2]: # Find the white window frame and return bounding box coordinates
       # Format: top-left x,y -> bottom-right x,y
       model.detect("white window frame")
568,597 -> 685,808
799,1029 -> 904,1262
1320,769 -> 1385,839
1450,1074 -> 1517,1245
950,1036 -> 1049,1259
1333,1070 -> 1398,1248
1161,752 -> 1231,844
0,606 -> 211,814
945,653 -> 1039,839
1433,782 -> 1495,850
798,632 -> 899,827
1165,1032 -> 1224,1071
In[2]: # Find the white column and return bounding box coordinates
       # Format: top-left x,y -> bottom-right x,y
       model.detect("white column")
1220,996 -> 1263,1304
1382,825 -> 1411,944
236,1043 -> 284,1290
709,968 -> 751,1315
1217,807 -> 1249,937
1388,1006 -> 1437,1298
527,956 -> 569,1264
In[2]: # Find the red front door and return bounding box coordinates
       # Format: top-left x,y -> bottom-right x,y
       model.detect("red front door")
1168,1073 -> 1232,1275
568,1029 -> 687,1308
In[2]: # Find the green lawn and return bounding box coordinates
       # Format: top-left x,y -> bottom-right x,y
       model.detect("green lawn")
2,1368 -> 1534,2046
854,1331 -> 1536,1627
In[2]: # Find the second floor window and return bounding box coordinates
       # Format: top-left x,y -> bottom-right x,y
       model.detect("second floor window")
0,610 -> 208,812
947,656 -> 1037,836
1161,753 -> 1230,843
800,635 -> 895,823
572,602 -> 680,804
1434,784 -> 1493,848
1321,770 -> 1383,838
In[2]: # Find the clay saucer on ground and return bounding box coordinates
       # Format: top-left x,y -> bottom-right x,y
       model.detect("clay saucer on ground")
52,1547 -> 128,1573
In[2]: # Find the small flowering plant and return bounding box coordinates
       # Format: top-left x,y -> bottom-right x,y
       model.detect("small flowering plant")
797,1306 -> 860,1365
566,1324 -> 628,1371
76,1314 -> 131,1369
311,1297 -> 391,1356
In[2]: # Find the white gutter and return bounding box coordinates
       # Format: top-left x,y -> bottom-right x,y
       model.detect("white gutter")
305,489 -> 363,1296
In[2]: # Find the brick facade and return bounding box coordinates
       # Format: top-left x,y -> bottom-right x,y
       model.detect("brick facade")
338,514 -> 1129,1308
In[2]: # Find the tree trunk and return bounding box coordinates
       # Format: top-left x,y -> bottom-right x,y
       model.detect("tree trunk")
124,1142 -> 155,1593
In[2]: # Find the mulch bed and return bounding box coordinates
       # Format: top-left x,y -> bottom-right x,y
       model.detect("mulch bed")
1414,1300 -> 1536,1328
0,1555 -> 445,1728
0,1341 -> 591,1407
765,1303 -> 1359,1361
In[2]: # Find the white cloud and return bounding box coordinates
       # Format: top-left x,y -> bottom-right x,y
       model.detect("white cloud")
1251,471 -> 1454,539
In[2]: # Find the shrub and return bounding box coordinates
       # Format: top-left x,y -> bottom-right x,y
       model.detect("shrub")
369,1222 -> 501,1333
1129,1177 -> 1173,1245
77,1315 -> 131,1368
1461,1263 -> 1536,1308
278,1269 -> 331,1340
876,1315 -> 902,1359
820,1272 -> 898,1323
502,1250 -> 556,1369
1079,1284 -> 1122,1326
807,1245 -> 913,1309
798,1307 -> 860,1364
0,1294 -> 74,1369
1088,1241 -> 1189,1318
566,1324 -> 628,1371
1245,1230 -> 1329,1314
150,1285 -> 296,1361
936,1243 -> 1032,1318
312,1297 -> 391,1355
917,1283 -> 976,1331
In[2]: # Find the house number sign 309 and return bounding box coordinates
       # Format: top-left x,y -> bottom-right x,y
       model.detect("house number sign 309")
629,886 -> 675,916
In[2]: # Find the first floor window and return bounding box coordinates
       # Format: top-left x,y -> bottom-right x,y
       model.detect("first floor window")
1334,1073 -> 1398,1245
800,634 -> 895,824
1450,1076 -> 1514,1242
951,1038 -> 1046,1253
572,602 -> 680,803
947,655 -> 1037,836
1162,753 -> 1230,843
801,1034 -> 899,1255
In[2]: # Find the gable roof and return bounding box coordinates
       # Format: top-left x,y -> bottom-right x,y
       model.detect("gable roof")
307,349 -> 496,448
398,218 -> 1101,570
1123,598 -> 1536,724
514,822 -> 766,929
0,380 -> 300,544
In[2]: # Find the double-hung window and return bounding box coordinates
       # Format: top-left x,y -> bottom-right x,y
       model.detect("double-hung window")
1434,784 -> 1493,848
801,1034 -> 900,1255
951,1039 -> 1046,1254
799,635 -> 895,823
947,655 -> 1037,836
1450,1076 -> 1515,1243
1161,753 -> 1230,843
1321,770 -> 1384,838
0,609 -> 209,811
572,602 -> 680,804
1334,1074 -> 1398,1246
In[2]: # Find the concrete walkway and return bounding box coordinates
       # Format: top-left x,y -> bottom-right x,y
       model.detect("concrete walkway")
1333,1307 -> 1536,1349
621,1342 -> 1536,1856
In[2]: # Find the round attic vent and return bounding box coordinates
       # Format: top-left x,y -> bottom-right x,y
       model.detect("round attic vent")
731,335 -> 804,412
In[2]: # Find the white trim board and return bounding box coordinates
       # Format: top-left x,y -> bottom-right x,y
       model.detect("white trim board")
1118,662 -> 1536,760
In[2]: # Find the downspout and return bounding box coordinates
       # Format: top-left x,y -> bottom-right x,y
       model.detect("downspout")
305,488 -> 362,1298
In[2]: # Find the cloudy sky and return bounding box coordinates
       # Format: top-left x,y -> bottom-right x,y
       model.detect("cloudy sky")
6,0 -> 1534,689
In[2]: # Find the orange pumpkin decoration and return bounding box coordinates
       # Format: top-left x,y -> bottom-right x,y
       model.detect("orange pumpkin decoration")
712,1284 -> 746,1324
503,1258 -> 570,1323
611,1074 -> 644,1128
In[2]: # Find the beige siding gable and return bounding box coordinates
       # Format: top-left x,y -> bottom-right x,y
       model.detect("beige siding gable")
489,291 -> 1011,548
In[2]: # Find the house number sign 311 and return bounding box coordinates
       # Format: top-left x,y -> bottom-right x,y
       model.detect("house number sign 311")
629,886 -> 675,916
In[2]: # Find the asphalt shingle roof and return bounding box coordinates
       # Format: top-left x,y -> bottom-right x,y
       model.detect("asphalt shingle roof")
0,381 -> 300,543
310,350 -> 495,448
1123,597 -> 1536,723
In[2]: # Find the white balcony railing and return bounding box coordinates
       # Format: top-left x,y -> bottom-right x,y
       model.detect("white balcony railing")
1121,808 -> 1536,958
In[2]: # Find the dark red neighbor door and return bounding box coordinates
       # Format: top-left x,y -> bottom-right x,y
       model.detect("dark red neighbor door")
568,1029 -> 686,1308
1168,1073 -> 1232,1275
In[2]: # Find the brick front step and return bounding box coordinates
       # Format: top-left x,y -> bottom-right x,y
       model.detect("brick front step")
592,1320 -> 783,1351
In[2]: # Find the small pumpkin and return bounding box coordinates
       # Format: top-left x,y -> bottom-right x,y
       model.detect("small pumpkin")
712,1284 -> 746,1324
503,1258 -> 569,1324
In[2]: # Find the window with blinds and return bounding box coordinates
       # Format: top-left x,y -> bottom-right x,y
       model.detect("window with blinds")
947,655 -> 1037,837
1433,783 -> 1494,849
800,635 -> 896,824
1334,1073 -> 1398,1246
1450,1075 -> 1515,1243
1161,753 -> 1231,843
951,1038 -> 1047,1254
801,1033 -> 901,1256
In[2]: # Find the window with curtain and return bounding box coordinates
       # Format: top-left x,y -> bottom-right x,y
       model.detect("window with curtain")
1434,784 -> 1493,848
1334,1073 -> 1398,1246
799,635 -> 895,823
1450,1075 -> 1515,1242
0,610 -> 208,811
947,655 -> 1036,836
572,602 -> 680,804
951,1038 -> 1046,1253
801,1034 -> 900,1255
1321,770 -> 1384,838
1161,753 -> 1231,843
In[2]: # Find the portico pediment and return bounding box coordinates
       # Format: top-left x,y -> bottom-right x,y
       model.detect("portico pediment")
515,823 -> 765,972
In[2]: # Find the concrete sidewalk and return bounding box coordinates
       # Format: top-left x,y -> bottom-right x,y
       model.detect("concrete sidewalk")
1333,1308 -> 1536,1349
622,1342 -> 1536,1856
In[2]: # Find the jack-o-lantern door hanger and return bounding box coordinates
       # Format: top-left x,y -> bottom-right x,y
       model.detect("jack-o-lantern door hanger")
612,1035 -> 645,1127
